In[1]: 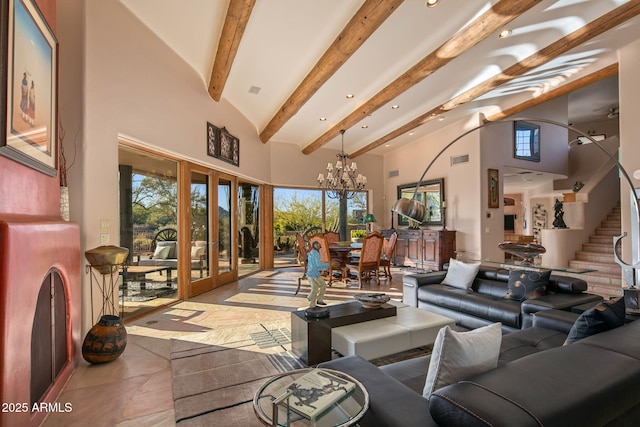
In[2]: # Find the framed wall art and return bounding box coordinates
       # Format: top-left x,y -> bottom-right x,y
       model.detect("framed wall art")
488,168 -> 499,209
1,0 -> 58,176
206,123 -> 239,167
206,122 -> 220,158
218,127 -> 239,167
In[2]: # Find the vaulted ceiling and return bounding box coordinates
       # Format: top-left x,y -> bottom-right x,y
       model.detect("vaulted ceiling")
120,0 -> 639,157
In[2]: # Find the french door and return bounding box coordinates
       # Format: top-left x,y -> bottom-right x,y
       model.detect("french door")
187,167 -> 238,296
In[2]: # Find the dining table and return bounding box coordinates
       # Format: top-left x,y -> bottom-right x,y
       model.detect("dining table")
328,243 -> 361,284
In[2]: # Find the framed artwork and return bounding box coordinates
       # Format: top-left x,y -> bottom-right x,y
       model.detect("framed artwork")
488,168 -> 499,209
1,0 -> 58,176
206,122 -> 219,158
218,127 -> 239,167
206,123 -> 239,167
513,120 -> 540,162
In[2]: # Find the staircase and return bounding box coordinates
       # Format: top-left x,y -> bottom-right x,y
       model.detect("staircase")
566,205 -> 622,298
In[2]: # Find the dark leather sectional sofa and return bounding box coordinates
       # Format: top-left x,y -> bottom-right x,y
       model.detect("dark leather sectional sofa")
402,265 -> 603,332
321,311 -> 640,427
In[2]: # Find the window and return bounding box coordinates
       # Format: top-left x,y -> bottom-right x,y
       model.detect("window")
514,121 -> 540,162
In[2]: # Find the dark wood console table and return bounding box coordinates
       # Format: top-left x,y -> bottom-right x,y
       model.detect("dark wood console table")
291,302 -> 397,365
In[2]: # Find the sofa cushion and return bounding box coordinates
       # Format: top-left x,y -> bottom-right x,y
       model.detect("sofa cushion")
153,244 -> 172,260
565,297 -> 626,344
504,269 -> 550,302
154,240 -> 177,259
441,258 -> 480,290
498,327 -> 567,365
419,285 -> 522,328
423,322 -> 502,399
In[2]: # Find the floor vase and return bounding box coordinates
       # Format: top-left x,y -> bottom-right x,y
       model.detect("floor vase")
82,315 -> 127,364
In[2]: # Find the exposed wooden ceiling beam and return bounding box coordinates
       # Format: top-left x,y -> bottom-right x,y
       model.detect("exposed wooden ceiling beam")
302,0 -> 542,155
351,1 -> 640,158
484,64 -> 618,123
259,0 -> 404,144
208,0 -> 256,102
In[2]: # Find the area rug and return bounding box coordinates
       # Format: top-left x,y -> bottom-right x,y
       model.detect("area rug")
171,321 -> 434,426
170,321 -> 305,426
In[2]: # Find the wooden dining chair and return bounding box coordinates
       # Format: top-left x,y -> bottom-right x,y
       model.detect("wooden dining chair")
308,233 -> 335,287
324,231 -> 340,245
295,233 -> 309,295
379,232 -> 398,280
347,231 -> 384,289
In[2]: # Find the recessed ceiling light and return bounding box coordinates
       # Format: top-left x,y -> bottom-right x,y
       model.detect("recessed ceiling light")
426,0 -> 439,7
409,132 -> 415,136
391,105 -> 399,109
346,94 -> 354,99
498,29 -> 512,39
319,117 -> 327,121
384,144 -> 391,147
438,116 -> 445,121
362,125 -> 368,129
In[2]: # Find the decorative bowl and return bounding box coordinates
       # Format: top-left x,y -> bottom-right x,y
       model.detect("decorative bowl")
354,293 -> 391,309
85,245 -> 129,274
498,242 -> 546,265
336,241 -> 352,247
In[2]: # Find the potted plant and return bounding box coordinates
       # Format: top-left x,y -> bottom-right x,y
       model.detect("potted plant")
350,229 -> 367,243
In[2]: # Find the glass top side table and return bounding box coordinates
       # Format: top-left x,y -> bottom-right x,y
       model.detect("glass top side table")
253,368 -> 369,427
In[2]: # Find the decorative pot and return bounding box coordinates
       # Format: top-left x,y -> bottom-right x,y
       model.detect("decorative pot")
82,315 -> 127,364
85,245 -> 129,274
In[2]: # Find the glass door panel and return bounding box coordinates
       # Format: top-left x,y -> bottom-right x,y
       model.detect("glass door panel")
238,182 -> 260,276
217,177 -> 235,281
190,171 -> 210,281
118,145 -> 179,320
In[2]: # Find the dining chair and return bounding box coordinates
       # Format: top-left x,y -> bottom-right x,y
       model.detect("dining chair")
308,233 -> 335,287
324,231 -> 340,245
295,233 -> 309,295
347,231 -> 384,289
379,232 -> 398,280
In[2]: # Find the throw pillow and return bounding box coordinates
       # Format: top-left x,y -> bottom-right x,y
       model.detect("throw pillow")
422,322 -> 502,399
191,246 -> 205,259
153,245 -> 172,260
565,297 -> 626,345
441,258 -> 481,291
504,269 -> 550,301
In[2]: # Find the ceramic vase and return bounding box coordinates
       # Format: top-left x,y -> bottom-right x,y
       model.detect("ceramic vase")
82,315 -> 127,364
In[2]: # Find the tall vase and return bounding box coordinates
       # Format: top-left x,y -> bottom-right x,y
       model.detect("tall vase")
60,186 -> 70,221
82,315 -> 127,364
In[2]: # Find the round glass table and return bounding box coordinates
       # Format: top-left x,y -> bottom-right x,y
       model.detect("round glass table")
253,368 -> 369,427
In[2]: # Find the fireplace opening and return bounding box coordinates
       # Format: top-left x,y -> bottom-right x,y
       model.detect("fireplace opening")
30,269 -> 68,407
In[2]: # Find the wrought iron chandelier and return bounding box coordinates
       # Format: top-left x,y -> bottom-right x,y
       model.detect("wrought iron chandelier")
317,130 -> 367,199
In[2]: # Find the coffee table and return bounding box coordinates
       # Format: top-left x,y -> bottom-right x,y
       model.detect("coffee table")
331,302 -> 455,360
253,368 -> 368,426
291,301 -> 397,365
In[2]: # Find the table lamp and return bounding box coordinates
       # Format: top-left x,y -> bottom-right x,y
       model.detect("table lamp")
364,213 -> 377,233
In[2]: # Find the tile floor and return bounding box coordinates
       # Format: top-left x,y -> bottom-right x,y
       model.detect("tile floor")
41,267 -> 409,427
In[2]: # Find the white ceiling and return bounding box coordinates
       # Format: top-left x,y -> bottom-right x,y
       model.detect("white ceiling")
119,0 -> 635,156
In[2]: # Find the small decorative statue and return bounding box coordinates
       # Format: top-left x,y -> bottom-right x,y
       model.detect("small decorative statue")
552,198 -> 568,229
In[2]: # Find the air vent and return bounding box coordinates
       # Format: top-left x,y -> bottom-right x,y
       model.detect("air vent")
248,85 -> 261,95
451,154 -> 469,165
388,170 -> 399,178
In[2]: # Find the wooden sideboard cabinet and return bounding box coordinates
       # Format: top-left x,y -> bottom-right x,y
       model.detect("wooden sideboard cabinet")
381,229 -> 456,271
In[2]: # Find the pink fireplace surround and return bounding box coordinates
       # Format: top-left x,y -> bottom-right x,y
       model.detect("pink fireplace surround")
0,214 -> 81,427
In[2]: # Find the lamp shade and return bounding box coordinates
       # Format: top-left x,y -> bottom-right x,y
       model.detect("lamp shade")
364,213 -> 377,223
392,198 -> 426,223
